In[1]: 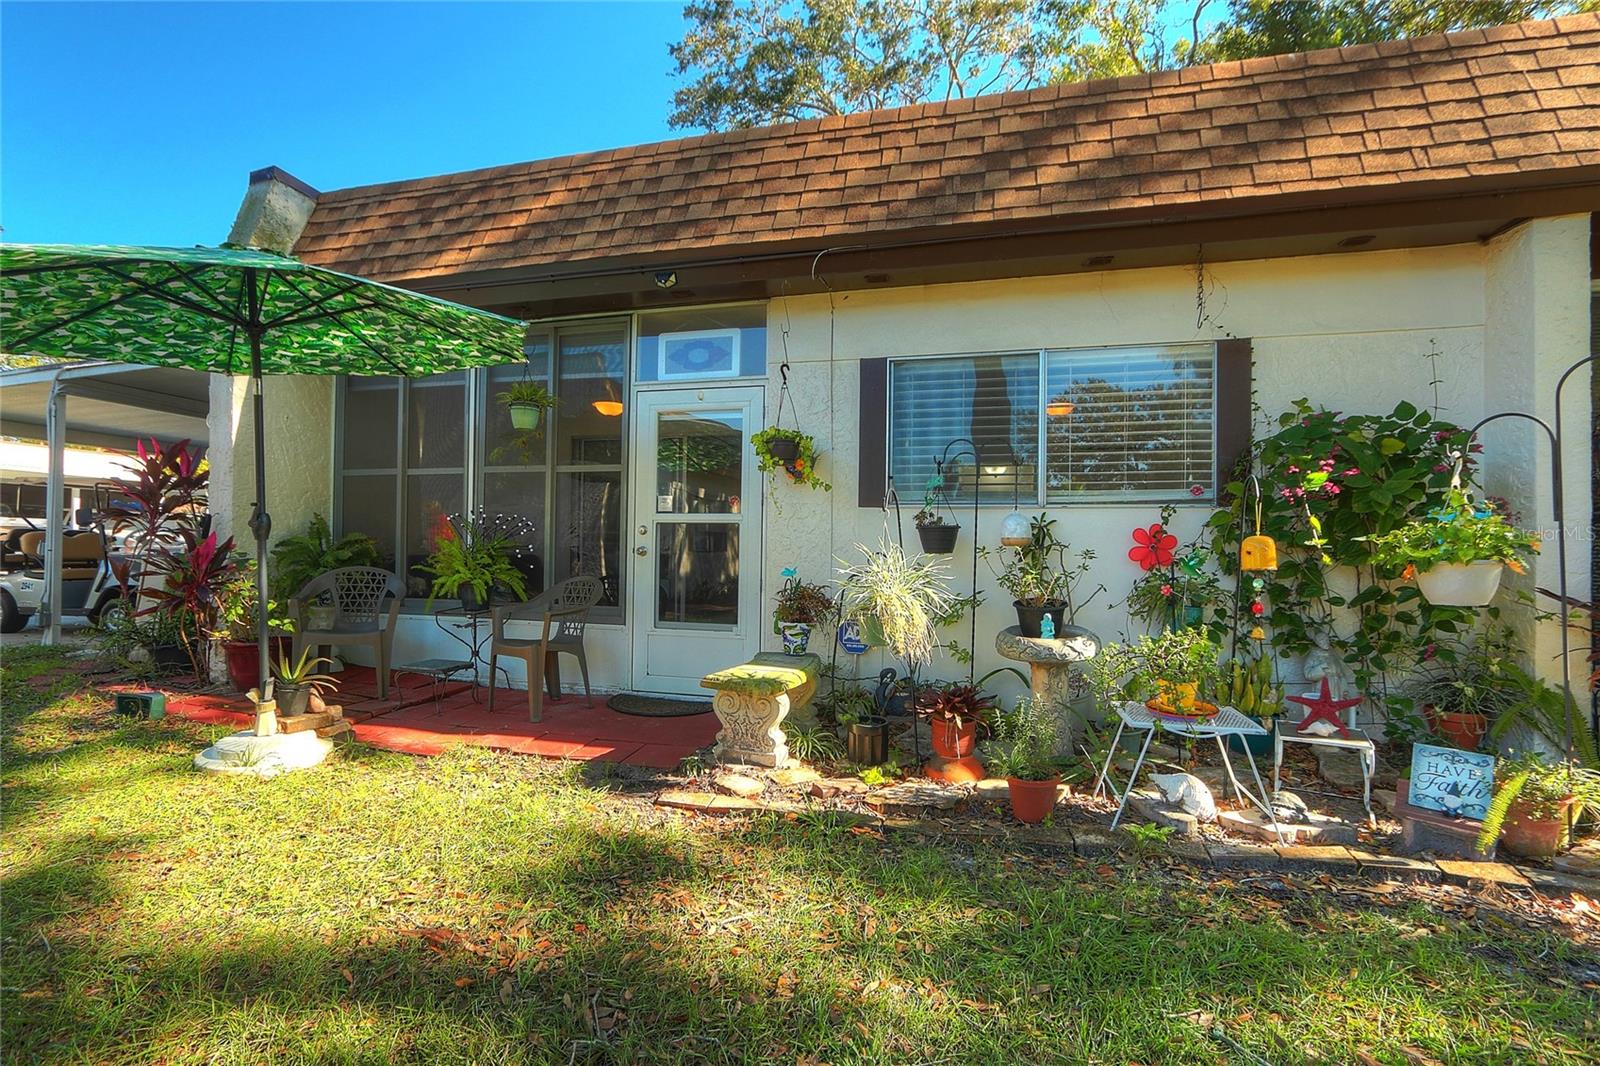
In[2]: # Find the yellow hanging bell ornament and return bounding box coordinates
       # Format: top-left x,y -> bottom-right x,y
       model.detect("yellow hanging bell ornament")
1249,625 -> 1266,641
1239,475 -> 1279,572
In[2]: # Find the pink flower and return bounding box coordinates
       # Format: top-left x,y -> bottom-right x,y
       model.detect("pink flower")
1286,465 -> 1301,474
1323,483 -> 1341,495
1423,644 -> 1437,661
1189,484 -> 1205,497
1160,584 -> 1174,597
1342,467 -> 1360,477
1319,458 -> 1336,472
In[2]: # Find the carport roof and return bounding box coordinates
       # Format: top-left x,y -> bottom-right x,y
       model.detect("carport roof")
0,361 -> 211,450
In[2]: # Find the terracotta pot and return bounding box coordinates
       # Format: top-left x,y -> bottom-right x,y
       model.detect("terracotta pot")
1425,705 -> 1488,751
222,636 -> 291,693
1007,777 -> 1062,824
929,717 -> 976,759
916,524 -> 959,554
1500,796 -> 1574,858
1415,560 -> 1504,607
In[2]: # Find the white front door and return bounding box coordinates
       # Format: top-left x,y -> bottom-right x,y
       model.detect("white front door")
630,387 -> 763,694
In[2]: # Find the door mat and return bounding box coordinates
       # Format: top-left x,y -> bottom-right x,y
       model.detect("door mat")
607,693 -> 715,718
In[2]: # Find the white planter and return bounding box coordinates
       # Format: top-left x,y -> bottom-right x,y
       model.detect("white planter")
1415,560 -> 1504,607
779,622 -> 812,654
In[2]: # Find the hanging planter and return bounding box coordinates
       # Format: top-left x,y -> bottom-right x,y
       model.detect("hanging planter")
1415,561 -> 1505,608
752,428 -> 830,491
498,379 -> 558,432
915,521 -> 959,554
1363,487 -> 1539,609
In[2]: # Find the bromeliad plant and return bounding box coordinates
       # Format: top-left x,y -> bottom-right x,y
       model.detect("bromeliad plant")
914,682 -> 995,733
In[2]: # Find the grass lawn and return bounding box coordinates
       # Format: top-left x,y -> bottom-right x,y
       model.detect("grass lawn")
3,645 -> 1596,1065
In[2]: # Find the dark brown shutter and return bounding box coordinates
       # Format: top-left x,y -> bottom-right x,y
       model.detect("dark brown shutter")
858,358 -> 888,508
1215,338 -> 1253,487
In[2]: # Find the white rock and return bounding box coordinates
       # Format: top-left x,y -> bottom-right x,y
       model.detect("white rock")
1149,772 -> 1217,822
193,730 -> 333,779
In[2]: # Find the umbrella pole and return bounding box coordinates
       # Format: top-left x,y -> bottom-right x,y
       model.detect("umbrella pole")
247,327 -> 272,712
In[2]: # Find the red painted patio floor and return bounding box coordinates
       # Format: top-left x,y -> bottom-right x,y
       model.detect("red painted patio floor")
160,667 -> 717,769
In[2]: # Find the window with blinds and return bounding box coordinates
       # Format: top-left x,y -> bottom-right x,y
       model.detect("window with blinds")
1044,344 -> 1215,501
885,343 -> 1217,505
888,353 -> 1039,502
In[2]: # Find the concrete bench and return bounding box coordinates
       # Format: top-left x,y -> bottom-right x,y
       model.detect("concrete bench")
701,652 -> 820,767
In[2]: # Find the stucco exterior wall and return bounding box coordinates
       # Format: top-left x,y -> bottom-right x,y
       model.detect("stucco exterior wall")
1481,215 -> 1593,719
759,236 -> 1587,711
207,374 -> 335,553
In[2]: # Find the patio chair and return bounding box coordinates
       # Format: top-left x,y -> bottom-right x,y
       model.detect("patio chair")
487,576 -> 603,722
289,567 -> 405,699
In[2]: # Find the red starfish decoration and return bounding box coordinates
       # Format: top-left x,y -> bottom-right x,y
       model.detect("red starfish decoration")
1286,678 -> 1363,738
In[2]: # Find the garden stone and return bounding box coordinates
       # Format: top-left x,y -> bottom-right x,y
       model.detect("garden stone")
1554,840 -> 1600,877
1127,789 -> 1200,839
714,772 -> 765,799
973,779 -> 1010,804
864,781 -> 962,814
1149,772 -> 1216,822
768,766 -> 821,789
193,729 -> 332,779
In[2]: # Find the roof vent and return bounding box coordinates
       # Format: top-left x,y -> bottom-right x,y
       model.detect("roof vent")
1083,255 -> 1114,267
1337,234 -> 1376,248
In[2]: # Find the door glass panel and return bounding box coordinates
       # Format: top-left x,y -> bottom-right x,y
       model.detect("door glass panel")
555,470 -> 622,609
655,411 -> 744,514
656,523 -> 739,626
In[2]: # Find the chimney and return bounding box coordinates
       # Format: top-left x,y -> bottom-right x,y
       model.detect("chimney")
226,166 -> 319,254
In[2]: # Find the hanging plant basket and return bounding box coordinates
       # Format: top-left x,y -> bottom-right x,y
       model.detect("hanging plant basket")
1415,560 -> 1504,607
765,435 -> 800,462
508,403 -> 543,431
916,523 -> 959,554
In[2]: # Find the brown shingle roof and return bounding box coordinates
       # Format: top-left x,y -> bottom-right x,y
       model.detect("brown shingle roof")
294,15 -> 1600,283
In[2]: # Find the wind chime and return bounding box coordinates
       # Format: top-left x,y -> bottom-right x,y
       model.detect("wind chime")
1239,475 -> 1279,641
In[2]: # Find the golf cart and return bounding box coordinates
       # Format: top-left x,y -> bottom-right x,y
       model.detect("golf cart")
0,489 -> 135,633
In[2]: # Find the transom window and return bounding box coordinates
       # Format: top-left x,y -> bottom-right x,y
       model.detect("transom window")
888,343 -> 1217,503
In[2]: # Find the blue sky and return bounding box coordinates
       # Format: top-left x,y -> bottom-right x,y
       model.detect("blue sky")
1,2 -> 688,246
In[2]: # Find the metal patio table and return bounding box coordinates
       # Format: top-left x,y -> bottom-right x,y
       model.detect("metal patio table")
433,607 -> 511,701
1093,702 -> 1286,843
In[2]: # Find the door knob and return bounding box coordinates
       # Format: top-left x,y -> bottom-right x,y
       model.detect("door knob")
638,525 -> 647,535
635,546 -> 648,556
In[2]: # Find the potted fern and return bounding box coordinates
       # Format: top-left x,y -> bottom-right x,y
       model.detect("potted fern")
1363,490 -> 1540,607
1475,752 -> 1600,858
985,696 -> 1062,823
499,380 -> 558,431
419,529 -> 528,611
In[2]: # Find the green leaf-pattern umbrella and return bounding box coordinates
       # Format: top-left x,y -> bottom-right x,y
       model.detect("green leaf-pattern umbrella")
0,243 -> 527,702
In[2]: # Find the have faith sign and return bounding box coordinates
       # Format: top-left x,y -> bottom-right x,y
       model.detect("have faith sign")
1408,743 -> 1496,821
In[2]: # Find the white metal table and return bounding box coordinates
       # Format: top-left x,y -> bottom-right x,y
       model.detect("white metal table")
1093,702 -> 1286,843
1272,720 -> 1378,828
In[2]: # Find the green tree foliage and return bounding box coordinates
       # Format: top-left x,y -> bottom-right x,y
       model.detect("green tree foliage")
669,0 -> 1593,131
1207,1 -> 1591,62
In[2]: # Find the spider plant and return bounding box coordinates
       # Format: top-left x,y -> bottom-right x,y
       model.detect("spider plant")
835,540 -> 954,670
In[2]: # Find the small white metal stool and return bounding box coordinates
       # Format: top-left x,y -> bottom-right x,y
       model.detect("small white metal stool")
1271,692 -> 1378,828
1093,702 -> 1286,843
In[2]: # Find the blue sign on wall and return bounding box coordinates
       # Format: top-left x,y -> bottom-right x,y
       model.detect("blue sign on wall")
1408,743 -> 1495,821
837,620 -> 869,655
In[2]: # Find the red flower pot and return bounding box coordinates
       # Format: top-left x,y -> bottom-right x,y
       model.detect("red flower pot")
925,717 -> 983,783
929,718 -> 976,759
1500,797 -> 1574,858
1007,777 -> 1062,824
1426,705 -> 1488,751
222,636 -> 290,693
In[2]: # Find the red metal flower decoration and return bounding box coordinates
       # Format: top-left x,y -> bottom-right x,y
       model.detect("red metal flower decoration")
1128,523 -> 1178,571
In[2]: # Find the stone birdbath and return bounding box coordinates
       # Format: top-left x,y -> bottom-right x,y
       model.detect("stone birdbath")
995,625 -> 1101,752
